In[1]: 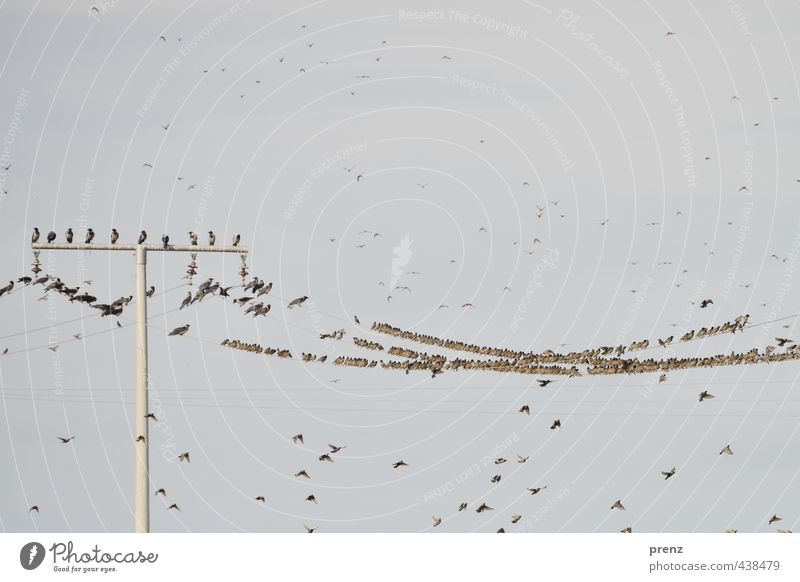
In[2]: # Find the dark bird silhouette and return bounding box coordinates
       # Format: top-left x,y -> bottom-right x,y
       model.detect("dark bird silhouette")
769,515 -> 782,526
550,419 -> 561,429
47,231 -> 56,243
144,413 -> 158,421
32,228 -> 40,243
328,443 -> 346,453
661,467 -> 676,480
319,454 -> 334,462
537,379 -> 554,387
611,499 -> 626,510
146,286 -> 155,298
287,296 -> 308,309
519,404 -> 530,415
138,231 -> 147,244
294,470 -> 310,479
305,495 -> 317,504
58,436 -> 75,443
65,228 -> 74,243
255,496 -> 266,503
208,231 -> 215,246
475,503 -> 493,513
699,390 -> 715,402
292,433 -> 304,444
169,324 -> 190,336
188,231 -> 198,245
392,460 -> 409,468
232,234 -> 240,246
162,234 -> 169,248
178,452 -> 190,463
111,228 -> 119,244
29,505 -> 39,513
179,292 -> 192,310
167,504 -> 180,511
700,299 -> 713,308
155,488 -> 166,497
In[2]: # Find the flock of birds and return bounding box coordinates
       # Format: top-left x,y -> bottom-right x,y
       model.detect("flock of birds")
4,220 -> 799,532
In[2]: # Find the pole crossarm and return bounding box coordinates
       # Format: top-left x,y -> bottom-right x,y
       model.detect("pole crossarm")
32,243 -> 249,253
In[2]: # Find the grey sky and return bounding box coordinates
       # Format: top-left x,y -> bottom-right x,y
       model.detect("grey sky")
1,0 -> 800,533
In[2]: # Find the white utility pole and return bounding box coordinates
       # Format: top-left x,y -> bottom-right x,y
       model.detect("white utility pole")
32,241 -> 248,532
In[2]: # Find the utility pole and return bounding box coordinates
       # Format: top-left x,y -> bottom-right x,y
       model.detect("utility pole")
32,241 -> 248,532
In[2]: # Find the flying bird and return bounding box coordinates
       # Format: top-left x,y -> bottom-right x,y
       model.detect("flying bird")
699,390 -> 715,402
155,488 -> 166,497
432,516 -> 442,527
305,495 -> 317,504
58,436 -> 75,443
29,505 -> 39,513
178,452 -> 190,463
769,515 -> 782,526
661,467 -> 676,480
167,504 -> 180,511
292,434 -> 304,444
392,460 -> 408,468
537,379 -> 554,387
611,500 -> 626,511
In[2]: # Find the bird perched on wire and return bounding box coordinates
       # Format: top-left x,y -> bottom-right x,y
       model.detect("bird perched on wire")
232,233 -> 241,246
85,228 -> 95,244
65,228 -> 74,243
111,228 -> 119,244
47,231 -> 56,243
208,231 -> 216,246
162,234 -> 169,248
287,296 -> 308,309
138,230 -> 147,244
188,231 -> 198,245
169,324 -> 190,336
32,228 -> 40,243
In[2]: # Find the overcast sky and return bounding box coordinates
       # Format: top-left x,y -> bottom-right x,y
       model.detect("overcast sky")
1,0 -> 800,533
